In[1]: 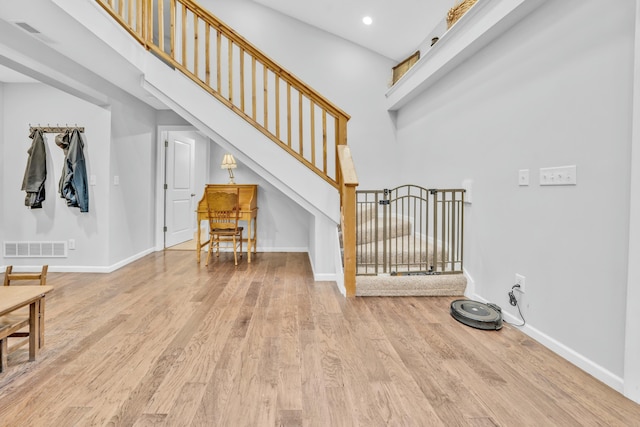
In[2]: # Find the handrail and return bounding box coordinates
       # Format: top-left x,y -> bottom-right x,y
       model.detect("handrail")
95,0 -> 350,189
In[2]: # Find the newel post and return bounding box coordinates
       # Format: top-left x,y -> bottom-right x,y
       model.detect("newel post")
337,145 -> 358,297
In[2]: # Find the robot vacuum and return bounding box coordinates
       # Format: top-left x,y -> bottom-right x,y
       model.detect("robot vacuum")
450,299 -> 503,330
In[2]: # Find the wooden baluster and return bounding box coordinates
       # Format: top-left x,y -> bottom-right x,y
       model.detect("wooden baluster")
127,0 -> 133,28
287,83 -> 292,148
275,75 -> 280,139
169,0 -> 175,58
336,115 -> 348,180
193,14 -> 199,77
205,24 -> 210,85
136,0 -> 141,36
181,3 -> 187,66
263,66 -> 268,128
310,100 -> 316,167
322,110 -> 327,174
228,39 -> 233,103
298,92 -> 303,158
216,30 -> 221,93
251,57 -> 257,120
147,0 -> 153,46
158,0 -> 164,52
240,48 -> 245,112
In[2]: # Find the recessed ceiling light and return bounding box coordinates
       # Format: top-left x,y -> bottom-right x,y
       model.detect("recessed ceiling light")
362,16 -> 373,26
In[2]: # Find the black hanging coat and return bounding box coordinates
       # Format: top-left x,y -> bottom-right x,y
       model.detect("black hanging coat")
21,129 -> 47,208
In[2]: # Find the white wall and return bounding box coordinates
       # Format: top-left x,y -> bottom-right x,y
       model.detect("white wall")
396,0 -> 633,385
1,83 -> 161,270
0,83 -> 5,262
202,0 -> 400,190
108,97 -> 158,265
2,83 -> 112,268
625,0 -> 640,402
208,143 -> 310,252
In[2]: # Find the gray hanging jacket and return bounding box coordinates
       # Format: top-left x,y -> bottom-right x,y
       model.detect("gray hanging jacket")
21,129 -> 47,209
59,129 -> 89,212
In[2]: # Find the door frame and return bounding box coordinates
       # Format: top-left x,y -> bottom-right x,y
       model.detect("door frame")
154,125 -> 207,251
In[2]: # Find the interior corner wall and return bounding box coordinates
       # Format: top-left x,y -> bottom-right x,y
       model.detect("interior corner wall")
624,0 -> 640,404
307,213 -> 339,281
201,0 -> 400,190
395,0 -> 633,386
2,82 -> 111,269
0,83 -> 5,265
107,98 -> 158,265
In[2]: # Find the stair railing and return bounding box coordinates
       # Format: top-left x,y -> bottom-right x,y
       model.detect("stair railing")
96,0 -> 358,295
96,0 -> 350,189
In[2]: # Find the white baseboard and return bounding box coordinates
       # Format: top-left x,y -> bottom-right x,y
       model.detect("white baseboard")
471,292 -> 624,394
314,272 -> 338,282
463,268 -> 476,297
257,246 -> 307,252
0,248 -> 155,274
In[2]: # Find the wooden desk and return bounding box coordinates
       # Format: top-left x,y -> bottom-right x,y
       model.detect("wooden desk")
0,285 -> 53,371
196,184 -> 258,263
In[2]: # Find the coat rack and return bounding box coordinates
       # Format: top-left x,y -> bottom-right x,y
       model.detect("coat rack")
29,124 -> 85,133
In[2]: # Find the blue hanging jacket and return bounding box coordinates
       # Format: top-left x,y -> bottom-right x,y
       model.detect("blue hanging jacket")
60,129 -> 89,213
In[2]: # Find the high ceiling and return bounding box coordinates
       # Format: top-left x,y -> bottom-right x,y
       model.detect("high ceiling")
0,0 -> 457,83
251,0 -> 455,61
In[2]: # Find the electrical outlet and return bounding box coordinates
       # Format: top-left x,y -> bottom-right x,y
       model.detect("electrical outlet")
515,273 -> 525,293
69,239 -> 76,250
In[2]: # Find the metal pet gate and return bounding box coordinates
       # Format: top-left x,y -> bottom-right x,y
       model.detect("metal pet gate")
356,185 -> 465,276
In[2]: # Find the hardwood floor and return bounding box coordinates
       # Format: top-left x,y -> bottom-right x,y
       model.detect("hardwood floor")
1,251 -> 639,426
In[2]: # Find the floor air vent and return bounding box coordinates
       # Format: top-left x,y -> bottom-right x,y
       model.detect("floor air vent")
4,241 -> 68,258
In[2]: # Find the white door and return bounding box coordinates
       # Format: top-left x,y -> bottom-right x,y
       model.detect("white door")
165,132 -> 195,247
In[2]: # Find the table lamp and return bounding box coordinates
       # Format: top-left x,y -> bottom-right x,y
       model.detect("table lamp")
221,153 -> 237,184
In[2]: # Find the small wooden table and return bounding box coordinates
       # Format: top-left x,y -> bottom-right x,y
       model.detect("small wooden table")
0,285 -> 53,371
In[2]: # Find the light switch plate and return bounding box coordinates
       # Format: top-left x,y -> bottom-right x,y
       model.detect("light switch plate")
540,165 -> 576,186
519,169 -> 529,186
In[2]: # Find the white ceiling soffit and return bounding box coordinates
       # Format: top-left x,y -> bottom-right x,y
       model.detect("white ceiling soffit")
0,1 -> 167,109
0,63 -> 38,83
251,0 -> 455,61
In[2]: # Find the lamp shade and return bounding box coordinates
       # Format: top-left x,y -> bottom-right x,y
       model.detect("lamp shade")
221,153 -> 237,169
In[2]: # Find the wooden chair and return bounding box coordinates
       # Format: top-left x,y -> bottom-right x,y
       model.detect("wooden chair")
1,265 -> 48,366
205,189 -> 244,266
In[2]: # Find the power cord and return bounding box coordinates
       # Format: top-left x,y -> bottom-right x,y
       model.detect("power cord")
508,285 -> 519,306
506,284 -> 526,327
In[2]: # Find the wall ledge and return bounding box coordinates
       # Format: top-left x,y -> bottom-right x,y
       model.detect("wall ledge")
385,0 -> 549,111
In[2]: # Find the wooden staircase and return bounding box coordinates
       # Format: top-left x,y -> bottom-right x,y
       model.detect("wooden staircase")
95,0 -> 359,295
